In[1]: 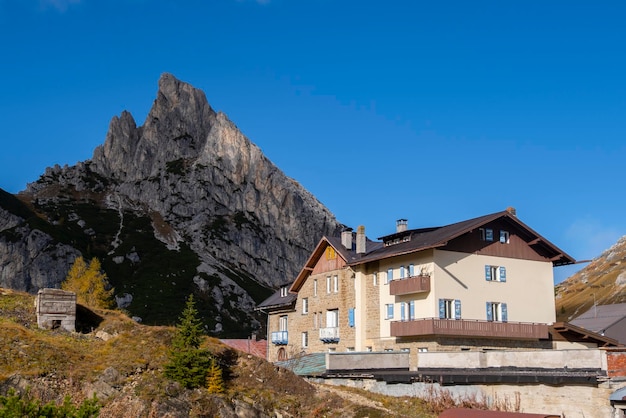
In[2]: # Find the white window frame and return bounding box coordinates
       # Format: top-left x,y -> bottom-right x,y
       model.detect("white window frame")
326,276 -> 331,293
385,303 -> 394,320
326,309 -> 339,328
302,331 -> 308,348
500,230 -> 510,244
373,272 -> 378,286
280,286 -> 288,297
313,279 -> 317,296
442,299 -> 454,319
302,297 -> 309,314
279,315 -> 288,332
333,275 -> 338,293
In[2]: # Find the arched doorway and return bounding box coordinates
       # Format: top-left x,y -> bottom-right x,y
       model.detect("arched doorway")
277,347 -> 287,361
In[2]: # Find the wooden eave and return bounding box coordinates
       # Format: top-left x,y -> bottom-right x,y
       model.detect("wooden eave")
289,237 -> 347,293
550,321 -> 621,347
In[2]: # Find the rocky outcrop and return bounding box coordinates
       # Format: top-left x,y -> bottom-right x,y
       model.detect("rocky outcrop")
0,207 -> 80,292
1,73 -> 343,336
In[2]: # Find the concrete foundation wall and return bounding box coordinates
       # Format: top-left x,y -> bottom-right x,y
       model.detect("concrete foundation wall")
309,377 -> 626,418
417,349 -> 605,370
327,352 -> 409,371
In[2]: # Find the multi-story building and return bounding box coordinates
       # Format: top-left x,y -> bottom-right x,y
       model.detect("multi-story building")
257,208 -> 576,363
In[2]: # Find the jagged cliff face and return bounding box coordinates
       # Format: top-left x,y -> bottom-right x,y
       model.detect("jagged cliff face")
1,73 -> 343,336
555,235 -> 626,322
0,193 -> 81,291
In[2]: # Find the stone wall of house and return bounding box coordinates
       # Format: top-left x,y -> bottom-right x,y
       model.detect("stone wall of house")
363,265 -> 382,351
268,265 -> 358,362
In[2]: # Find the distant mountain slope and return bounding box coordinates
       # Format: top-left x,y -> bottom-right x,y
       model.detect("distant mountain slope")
0,73 -> 343,337
555,235 -> 626,322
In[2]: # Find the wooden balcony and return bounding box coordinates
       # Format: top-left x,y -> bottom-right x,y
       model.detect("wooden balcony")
390,318 -> 549,340
389,275 -> 431,296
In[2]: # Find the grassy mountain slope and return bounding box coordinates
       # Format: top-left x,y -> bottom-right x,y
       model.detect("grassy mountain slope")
555,236 -> 626,322
0,288 -> 443,417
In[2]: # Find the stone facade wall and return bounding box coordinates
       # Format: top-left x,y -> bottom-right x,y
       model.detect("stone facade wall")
363,264 -> 381,351
267,251 -> 358,361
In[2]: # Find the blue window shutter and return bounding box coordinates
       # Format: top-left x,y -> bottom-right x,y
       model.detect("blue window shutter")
400,266 -> 405,278
400,303 -> 406,321
387,268 -> 393,283
454,300 -> 461,320
439,299 -> 445,319
409,300 -> 415,320
348,308 -> 355,327
502,303 -> 508,322
485,265 -> 491,281
409,264 -> 414,277
486,229 -> 493,241
500,266 -> 507,282
486,302 -> 493,321
500,230 -> 506,243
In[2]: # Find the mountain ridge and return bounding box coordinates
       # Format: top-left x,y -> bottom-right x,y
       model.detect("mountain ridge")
0,73 -> 344,336
556,235 -> 626,322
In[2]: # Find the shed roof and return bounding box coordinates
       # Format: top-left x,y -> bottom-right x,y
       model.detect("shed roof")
255,287 -> 296,311
569,303 -> 626,334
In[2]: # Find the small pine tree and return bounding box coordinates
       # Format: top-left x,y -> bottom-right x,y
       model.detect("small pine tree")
164,294 -> 211,389
206,357 -> 225,394
62,257 -> 115,309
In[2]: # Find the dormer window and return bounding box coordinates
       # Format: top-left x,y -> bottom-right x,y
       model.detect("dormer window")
280,286 -> 288,297
480,228 -> 494,241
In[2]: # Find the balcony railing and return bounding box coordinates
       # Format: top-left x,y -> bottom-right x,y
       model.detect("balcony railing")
389,275 -> 431,296
319,327 -> 340,343
271,330 -> 288,345
390,318 -> 549,340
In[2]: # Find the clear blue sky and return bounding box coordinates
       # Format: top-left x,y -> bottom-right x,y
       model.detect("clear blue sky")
1,0 -> 625,283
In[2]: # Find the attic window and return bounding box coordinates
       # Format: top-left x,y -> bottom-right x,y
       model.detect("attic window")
480,228 -> 494,242
280,286 -> 288,297
326,247 -> 336,260
500,230 -> 510,244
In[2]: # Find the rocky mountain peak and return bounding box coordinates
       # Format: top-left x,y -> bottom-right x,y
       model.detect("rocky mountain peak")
92,73 -> 217,181
2,74 -> 343,336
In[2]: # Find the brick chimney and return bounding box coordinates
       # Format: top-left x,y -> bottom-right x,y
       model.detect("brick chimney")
356,225 -> 366,254
396,219 -> 408,232
341,228 -> 353,250
506,207 -> 517,217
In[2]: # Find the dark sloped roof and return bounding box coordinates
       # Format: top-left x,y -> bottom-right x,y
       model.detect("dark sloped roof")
279,209 -> 574,296
255,287 -> 296,311
570,303 -> 626,334
349,210 -> 574,267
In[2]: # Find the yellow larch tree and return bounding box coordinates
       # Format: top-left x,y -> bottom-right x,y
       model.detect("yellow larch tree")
62,256 -> 115,309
